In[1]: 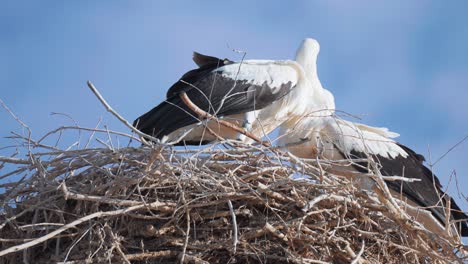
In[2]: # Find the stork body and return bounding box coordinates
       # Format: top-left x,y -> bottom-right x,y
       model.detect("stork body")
278,88 -> 468,238
133,39 -> 324,145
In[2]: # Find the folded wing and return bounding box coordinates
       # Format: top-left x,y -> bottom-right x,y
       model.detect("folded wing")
133,53 -> 300,140
325,119 -> 468,236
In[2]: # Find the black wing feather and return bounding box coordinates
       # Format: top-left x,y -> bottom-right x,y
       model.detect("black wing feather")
192,51 -> 225,67
134,54 -> 295,141
349,144 -> 468,236
166,55 -> 231,98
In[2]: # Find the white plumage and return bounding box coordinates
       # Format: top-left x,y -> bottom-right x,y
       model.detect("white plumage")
135,38 -> 329,145
276,39 -> 406,160
217,60 -> 300,92
279,117 -> 408,160
276,40 -> 468,238
133,37 -> 468,237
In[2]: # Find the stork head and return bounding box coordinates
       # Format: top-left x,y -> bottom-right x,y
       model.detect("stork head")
295,38 -> 320,68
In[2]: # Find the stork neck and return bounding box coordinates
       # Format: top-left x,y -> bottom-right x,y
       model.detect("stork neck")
295,54 -> 320,88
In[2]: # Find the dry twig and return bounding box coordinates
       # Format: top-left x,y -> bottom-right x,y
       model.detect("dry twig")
0,83 -> 466,263
179,91 -> 270,147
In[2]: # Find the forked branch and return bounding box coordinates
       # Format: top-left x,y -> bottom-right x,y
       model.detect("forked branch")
179,92 -> 270,147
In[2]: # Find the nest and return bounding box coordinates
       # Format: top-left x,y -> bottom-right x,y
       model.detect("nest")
0,83 -> 466,263
1,131 -> 467,264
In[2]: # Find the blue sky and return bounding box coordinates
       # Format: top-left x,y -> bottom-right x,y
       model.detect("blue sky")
1,1 -> 467,222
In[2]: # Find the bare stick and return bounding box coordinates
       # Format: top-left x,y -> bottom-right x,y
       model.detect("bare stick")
179,92 -> 270,147
180,187 -> 190,264
0,98 -> 32,136
227,200 -> 238,253
104,225 -> 131,264
60,183 -> 175,210
0,156 -> 40,165
263,223 -> 288,242
180,208 -> 190,264
0,200 -> 174,257
86,81 -> 159,144
432,135 -> 468,166
350,240 -> 365,264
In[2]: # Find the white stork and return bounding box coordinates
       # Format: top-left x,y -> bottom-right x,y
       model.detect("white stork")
278,67 -> 468,239
133,38 -> 330,145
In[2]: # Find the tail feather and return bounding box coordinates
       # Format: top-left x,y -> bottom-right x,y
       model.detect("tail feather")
133,96 -> 199,139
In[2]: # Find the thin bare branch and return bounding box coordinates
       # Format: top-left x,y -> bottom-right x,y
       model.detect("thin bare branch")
179,91 -> 270,147
86,81 -> 159,144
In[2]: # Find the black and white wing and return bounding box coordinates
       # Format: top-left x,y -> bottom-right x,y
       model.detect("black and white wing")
325,119 -> 468,236
133,52 -> 300,140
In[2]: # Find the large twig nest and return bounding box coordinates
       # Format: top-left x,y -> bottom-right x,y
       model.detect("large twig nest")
0,132 -> 466,264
